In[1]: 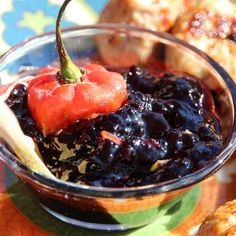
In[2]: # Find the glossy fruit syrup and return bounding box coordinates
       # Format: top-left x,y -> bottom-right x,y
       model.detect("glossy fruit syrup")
5,65 -> 223,187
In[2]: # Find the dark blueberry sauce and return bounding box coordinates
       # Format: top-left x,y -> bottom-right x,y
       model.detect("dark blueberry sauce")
5,66 -> 222,187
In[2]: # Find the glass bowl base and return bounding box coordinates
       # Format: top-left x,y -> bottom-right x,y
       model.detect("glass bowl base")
41,204 -> 144,231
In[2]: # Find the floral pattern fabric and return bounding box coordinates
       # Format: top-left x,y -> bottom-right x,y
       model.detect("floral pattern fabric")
0,0 -> 108,54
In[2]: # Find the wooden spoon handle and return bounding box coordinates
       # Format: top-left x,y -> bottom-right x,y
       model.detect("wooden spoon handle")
0,100 -> 56,179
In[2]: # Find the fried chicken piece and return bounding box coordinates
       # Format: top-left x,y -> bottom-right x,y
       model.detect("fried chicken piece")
97,0 -> 197,66
169,0 -> 236,80
197,200 -> 236,236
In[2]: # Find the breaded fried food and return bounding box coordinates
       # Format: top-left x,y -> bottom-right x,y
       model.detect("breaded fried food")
197,199 -> 236,236
97,0 -> 197,66
170,0 -> 236,80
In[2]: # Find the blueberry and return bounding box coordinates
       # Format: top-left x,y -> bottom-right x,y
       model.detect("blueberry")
142,111 -> 169,137
166,131 -> 183,153
155,74 -> 205,108
126,65 -> 157,93
182,131 -> 197,149
198,125 -> 221,142
135,138 -> 168,163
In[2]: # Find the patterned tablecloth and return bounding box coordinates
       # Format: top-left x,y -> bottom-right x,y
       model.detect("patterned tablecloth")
0,0 -> 107,54
0,1 -> 236,236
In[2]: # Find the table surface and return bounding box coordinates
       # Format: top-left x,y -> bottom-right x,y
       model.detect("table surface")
0,1 -> 236,235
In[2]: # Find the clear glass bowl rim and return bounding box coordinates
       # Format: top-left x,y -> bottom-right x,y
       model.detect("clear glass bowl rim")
0,23 -> 236,198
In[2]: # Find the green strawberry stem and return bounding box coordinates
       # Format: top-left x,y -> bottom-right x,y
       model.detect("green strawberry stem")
56,0 -> 83,83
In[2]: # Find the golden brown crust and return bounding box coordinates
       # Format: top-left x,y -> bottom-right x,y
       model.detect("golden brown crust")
171,0 -> 236,81
172,8 -> 236,40
99,0 -> 189,32
97,0 -> 195,66
197,200 -> 236,236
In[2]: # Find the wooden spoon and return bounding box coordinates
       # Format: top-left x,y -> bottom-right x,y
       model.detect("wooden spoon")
0,100 -> 56,179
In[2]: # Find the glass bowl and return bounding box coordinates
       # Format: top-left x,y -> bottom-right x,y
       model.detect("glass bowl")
0,24 -> 236,231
